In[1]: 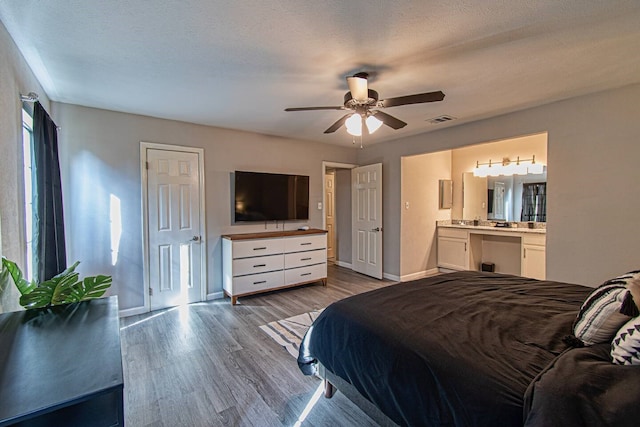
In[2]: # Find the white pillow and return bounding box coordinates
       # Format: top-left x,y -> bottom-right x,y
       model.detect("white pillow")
611,316 -> 640,365
573,271 -> 640,346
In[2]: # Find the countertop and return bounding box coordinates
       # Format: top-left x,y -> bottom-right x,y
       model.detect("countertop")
439,223 -> 546,234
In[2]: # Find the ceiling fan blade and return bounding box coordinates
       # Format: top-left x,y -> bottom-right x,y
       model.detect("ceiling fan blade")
347,75 -> 368,102
380,90 -> 445,108
285,106 -> 344,111
372,111 -> 407,130
324,114 -> 352,134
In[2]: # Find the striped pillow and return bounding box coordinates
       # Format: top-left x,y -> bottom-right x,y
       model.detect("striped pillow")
611,316 -> 640,365
573,271 -> 640,346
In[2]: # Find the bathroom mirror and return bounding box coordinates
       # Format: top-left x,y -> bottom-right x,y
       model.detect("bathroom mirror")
439,179 -> 453,209
462,171 -> 547,222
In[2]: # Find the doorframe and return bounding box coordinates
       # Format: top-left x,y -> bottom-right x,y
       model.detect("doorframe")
138,142 -> 207,315
321,161 -> 358,269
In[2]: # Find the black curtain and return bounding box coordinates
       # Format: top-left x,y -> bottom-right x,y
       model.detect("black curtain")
520,182 -> 547,222
32,101 -> 67,282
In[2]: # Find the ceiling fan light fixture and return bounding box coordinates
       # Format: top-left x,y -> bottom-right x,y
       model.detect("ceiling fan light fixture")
347,75 -> 369,102
346,113 -> 363,136
366,115 -> 383,134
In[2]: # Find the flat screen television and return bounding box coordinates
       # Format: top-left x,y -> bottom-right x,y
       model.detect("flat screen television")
234,171 -> 309,222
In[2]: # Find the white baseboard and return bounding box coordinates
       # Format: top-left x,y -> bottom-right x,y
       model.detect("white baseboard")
207,291 -> 225,301
437,267 -> 459,274
383,272 -> 401,281
119,292 -> 225,317
119,305 -> 148,318
335,260 -> 352,269
399,268 -> 441,282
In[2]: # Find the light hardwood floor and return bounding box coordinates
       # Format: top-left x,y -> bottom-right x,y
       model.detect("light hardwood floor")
120,264 -> 397,427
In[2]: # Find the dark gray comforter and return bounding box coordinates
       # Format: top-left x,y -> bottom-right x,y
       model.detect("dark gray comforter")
298,271 -> 640,426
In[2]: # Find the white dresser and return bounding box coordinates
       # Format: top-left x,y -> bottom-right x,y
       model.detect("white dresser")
222,229 -> 328,305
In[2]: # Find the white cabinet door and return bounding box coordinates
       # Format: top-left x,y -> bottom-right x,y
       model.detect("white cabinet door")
522,244 -> 546,280
437,236 -> 468,270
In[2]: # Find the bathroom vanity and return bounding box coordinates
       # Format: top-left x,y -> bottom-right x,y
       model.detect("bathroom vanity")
437,222 -> 546,280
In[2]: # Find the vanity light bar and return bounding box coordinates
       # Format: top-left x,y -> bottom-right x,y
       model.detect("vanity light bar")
473,155 -> 544,177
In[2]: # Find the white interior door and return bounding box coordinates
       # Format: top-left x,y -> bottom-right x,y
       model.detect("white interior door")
325,171 -> 336,260
352,163 -> 383,279
147,148 -> 203,310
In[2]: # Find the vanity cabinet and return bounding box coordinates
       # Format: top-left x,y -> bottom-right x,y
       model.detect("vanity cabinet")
222,229 -> 327,305
437,225 -> 546,280
521,234 -> 546,280
437,228 -> 470,270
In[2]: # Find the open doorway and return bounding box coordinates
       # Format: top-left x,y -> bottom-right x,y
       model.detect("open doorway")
322,161 -> 357,269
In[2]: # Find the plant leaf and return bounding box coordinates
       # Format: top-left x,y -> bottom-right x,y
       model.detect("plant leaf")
53,260 -> 81,279
71,275 -> 113,301
20,270 -> 80,309
1,257 -> 36,295
20,285 -> 55,309
49,272 -> 80,306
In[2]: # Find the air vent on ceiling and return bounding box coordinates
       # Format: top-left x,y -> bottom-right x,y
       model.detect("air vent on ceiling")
426,115 -> 456,125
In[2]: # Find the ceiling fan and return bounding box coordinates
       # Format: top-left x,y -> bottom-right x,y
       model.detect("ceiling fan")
284,72 -> 445,136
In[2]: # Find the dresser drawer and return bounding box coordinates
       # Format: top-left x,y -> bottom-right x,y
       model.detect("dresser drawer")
284,234 -> 326,253
232,238 -> 284,258
284,263 -> 326,286
232,254 -> 283,276
232,270 -> 285,295
284,249 -> 326,269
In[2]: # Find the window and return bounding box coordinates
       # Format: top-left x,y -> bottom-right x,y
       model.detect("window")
22,108 -> 34,281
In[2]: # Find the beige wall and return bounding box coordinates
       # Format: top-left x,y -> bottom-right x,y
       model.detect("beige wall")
400,150 -> 452,279
0,22 -> 52,313
52,103 -> 357,312
358,84 -> 640,286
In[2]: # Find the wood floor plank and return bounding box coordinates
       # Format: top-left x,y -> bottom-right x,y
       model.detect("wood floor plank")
120,264 -> 397,426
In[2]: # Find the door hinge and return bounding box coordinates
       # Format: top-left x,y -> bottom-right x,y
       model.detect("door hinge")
148,287 -> 153,296
145,161 -> 150,170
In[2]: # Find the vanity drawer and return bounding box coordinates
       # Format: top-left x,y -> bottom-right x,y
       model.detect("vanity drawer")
232,238 -> 284,258
284,234 -> 326,253
438,227 -> 468,239
523,234 -> 546,246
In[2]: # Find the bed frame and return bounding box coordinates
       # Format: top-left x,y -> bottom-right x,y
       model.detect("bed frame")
319,363 -> 398,427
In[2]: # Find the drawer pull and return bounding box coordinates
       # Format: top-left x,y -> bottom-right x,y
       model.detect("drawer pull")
300,242 -> 312,246
253,247 -> 267,251
253,280 -> 267,285
300,272 -> 312,277
253,264 -> 266,268
301,257 -> 312,261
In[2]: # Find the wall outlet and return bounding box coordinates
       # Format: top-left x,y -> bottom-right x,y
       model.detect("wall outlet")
405,202 -> 410,209
317,202 -> 322,210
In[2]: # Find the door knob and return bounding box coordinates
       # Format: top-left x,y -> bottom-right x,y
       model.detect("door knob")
371,227 -> 382,232
190,235 -> 200,242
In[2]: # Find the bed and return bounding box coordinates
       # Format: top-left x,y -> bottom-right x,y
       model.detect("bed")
297,271 -> 640,426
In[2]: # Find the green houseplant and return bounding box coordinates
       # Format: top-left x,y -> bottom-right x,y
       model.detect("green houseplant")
1,257 -> 112,309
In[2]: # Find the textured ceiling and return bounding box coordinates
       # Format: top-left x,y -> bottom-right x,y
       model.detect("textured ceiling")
2,1 -> 640,147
